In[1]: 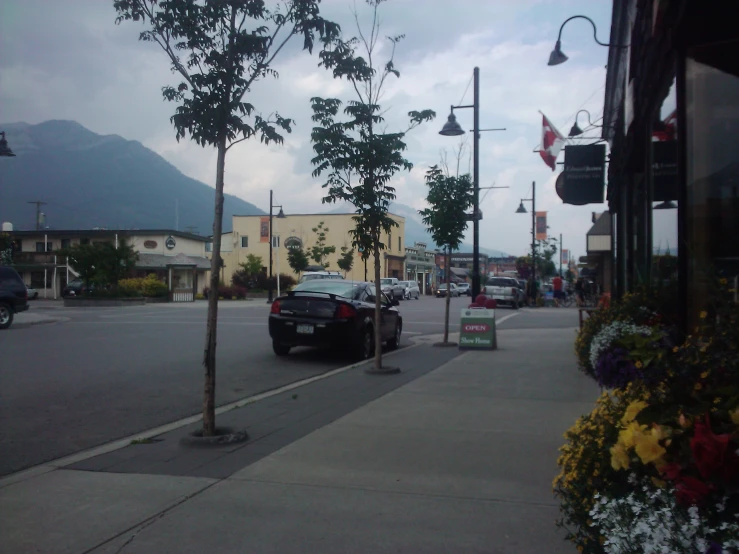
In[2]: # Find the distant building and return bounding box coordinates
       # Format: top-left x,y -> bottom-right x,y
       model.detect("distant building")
404,242 -> 437,295
5,229 -> 210,301
212,213 -> 406,284
488,256 -> 517,276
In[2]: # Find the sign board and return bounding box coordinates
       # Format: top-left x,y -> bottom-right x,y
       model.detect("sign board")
535,212 -> 548,240
260,217 -> 270,242
459,308 -> 497,350
560,144 -> 606,205
165,236 -> 176,250
652,140 -> 678,201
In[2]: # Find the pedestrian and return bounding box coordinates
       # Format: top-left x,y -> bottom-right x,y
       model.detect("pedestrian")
552,274 -> 564,307
575,278 -> 585,307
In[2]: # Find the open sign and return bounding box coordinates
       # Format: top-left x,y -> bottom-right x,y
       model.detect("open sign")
462,323 -> 490,333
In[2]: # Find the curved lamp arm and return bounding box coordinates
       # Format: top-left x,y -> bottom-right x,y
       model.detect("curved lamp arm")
557,15 -> 627,48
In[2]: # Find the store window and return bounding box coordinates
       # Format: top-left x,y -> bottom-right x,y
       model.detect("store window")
651,77 -> 678,290
241,236 -> 248,248
686,42 -> 739,322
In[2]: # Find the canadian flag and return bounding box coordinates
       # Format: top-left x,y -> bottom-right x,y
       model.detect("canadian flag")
539,113 -> 565,171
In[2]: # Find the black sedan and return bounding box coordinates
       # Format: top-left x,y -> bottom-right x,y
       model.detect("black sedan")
268,280 -> 402,360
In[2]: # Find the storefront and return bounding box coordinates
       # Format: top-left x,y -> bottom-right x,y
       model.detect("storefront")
603,1 -> 738,329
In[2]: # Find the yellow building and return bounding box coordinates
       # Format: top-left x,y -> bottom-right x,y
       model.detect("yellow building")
212,213 -> 406,285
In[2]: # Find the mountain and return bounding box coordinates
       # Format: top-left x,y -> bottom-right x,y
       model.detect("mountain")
0,120 -> 264,234
326,201 -> 510,257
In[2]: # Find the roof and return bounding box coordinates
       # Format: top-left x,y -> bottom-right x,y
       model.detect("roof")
8,229 -> 209,242
232,212 -> 405,221
450,267 -> 469,277
136,253 -> 211,270
587,212 -> 612,236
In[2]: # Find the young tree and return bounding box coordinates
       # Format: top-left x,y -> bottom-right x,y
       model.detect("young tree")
287,246 -> 310,275
419,166 -> 473,345
0,233 -> 13,266
58,243 -> 101,293
96,239 -> 139,291
311,0 -> 435,370
309,221 -> 335,268
114,0 -> 340,436
336,245 -> 354,275
239,254 -> 263,277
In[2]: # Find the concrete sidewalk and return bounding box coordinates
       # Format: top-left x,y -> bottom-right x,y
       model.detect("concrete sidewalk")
0,327 -> 598,553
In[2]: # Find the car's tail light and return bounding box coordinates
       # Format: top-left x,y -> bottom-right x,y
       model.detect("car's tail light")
335,303 -> 356,319
270,300 -> 281,314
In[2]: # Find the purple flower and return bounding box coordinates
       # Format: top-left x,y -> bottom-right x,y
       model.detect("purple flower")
704,543 -> 722,554
594,347 -> 643,389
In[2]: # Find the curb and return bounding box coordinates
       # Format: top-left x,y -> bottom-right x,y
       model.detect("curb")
0,340 -> 424,489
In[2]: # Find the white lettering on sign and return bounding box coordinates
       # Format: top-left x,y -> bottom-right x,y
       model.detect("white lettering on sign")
462,323 -> 490,333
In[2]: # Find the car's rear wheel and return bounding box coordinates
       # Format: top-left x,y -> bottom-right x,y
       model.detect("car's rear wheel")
355,326 -> 374,360
272,341 -> 291,356
387,321 -> 402,350
0,303 -> 13,330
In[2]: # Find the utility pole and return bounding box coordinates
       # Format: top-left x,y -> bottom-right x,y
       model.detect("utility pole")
28,200 -> 47,230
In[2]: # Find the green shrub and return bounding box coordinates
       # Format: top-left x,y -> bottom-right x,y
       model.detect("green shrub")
140,274 -> 168,297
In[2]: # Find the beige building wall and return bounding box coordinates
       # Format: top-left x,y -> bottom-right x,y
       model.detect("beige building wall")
214,213 -> 406,284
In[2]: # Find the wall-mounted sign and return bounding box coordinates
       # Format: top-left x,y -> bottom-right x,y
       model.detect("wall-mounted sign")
652,140 -> 678,202
165,236 -> 176,250
558,144 -> 606,205
144,240 -> 158,249
284,236 -> 302,250
260,217 -> 270,243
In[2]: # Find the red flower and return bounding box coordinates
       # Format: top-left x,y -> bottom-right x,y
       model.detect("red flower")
691,415 -> 730,480
675,476 -> 711,506
660,463 -> 682,481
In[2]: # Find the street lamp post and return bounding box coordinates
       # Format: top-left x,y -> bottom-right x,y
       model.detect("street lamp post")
548,15 -> 628,66
439,67 -> 505,299
267,189 -> 286,303
516,181 -> 537,304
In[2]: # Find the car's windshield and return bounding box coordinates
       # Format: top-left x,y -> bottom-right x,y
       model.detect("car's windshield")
458,283 -> 469,288
486,278 -> 512,287
293,280 -> 360,298
438,284 -> 447,290
380,278 -> 393,285
67,279 -> 83,286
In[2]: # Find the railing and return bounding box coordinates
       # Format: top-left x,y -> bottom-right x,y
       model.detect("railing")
13,252 -> 60,265
172,290 -> 194,302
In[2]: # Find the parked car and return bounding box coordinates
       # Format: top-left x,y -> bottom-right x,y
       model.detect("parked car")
269,279 -> 402,360
435,283 -> 460,298
456,282 -> 472,296
0,266 -> 30,329
398,280 -> 420,300
380,278 -> 405,300
298,271 -> 345,284
62,278 -> 90,298
26,286 -> 39,300
482,276 -> 521,309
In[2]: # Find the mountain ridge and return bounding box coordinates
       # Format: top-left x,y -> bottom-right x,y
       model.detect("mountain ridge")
0,120 -> 265,234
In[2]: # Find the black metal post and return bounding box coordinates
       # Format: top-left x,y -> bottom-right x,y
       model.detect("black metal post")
472,67 -> 481,299
267,189 -> 273,303
560,233 -> 563,277
532,181 -> 536,303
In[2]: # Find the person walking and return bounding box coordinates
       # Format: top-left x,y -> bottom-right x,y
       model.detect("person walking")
552,274 -> 564,307
575,277 -> 585,307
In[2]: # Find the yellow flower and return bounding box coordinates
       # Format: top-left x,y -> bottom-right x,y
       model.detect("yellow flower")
695,383 -> 703,391
635,360 -> 643,369
610,443 -> 630,470
701,371 -> 709,379
673,346 -> 679,353
700,311 -> 708,319
622,400 -> 648,424
619,421 -> 646,449
730,408 -> 739,426
634,432 -> 666,465
720,278 -> 728,285
651,477 -> 666,488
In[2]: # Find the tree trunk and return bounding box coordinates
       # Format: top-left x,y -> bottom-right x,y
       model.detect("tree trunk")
444,248 -> 451,343
373,241 -> 383,370
202,136 -> 227,436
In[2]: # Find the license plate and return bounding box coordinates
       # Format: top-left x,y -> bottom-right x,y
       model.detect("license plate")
296,324 -> 314,334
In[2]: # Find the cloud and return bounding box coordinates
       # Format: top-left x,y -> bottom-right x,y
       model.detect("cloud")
1,0 -> 612,260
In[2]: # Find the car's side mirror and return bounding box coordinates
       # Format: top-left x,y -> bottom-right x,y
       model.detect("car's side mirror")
391,298 -> 400,306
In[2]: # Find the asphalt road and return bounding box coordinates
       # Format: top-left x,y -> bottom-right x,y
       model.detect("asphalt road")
0,297 -> 579,477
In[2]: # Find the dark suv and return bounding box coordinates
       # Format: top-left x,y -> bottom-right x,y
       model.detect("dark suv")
0,266 -> 29,329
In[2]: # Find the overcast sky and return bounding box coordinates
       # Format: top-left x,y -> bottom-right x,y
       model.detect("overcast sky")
0,0 -> 647,261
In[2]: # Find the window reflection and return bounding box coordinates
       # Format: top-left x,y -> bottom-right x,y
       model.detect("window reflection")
686,42 -> 739,322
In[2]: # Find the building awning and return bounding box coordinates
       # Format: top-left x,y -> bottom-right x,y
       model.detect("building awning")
137,253 -> 211,270
450,267 -> 469,277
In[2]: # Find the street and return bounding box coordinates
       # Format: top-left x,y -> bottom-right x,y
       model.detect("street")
0,297 -> 579,477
